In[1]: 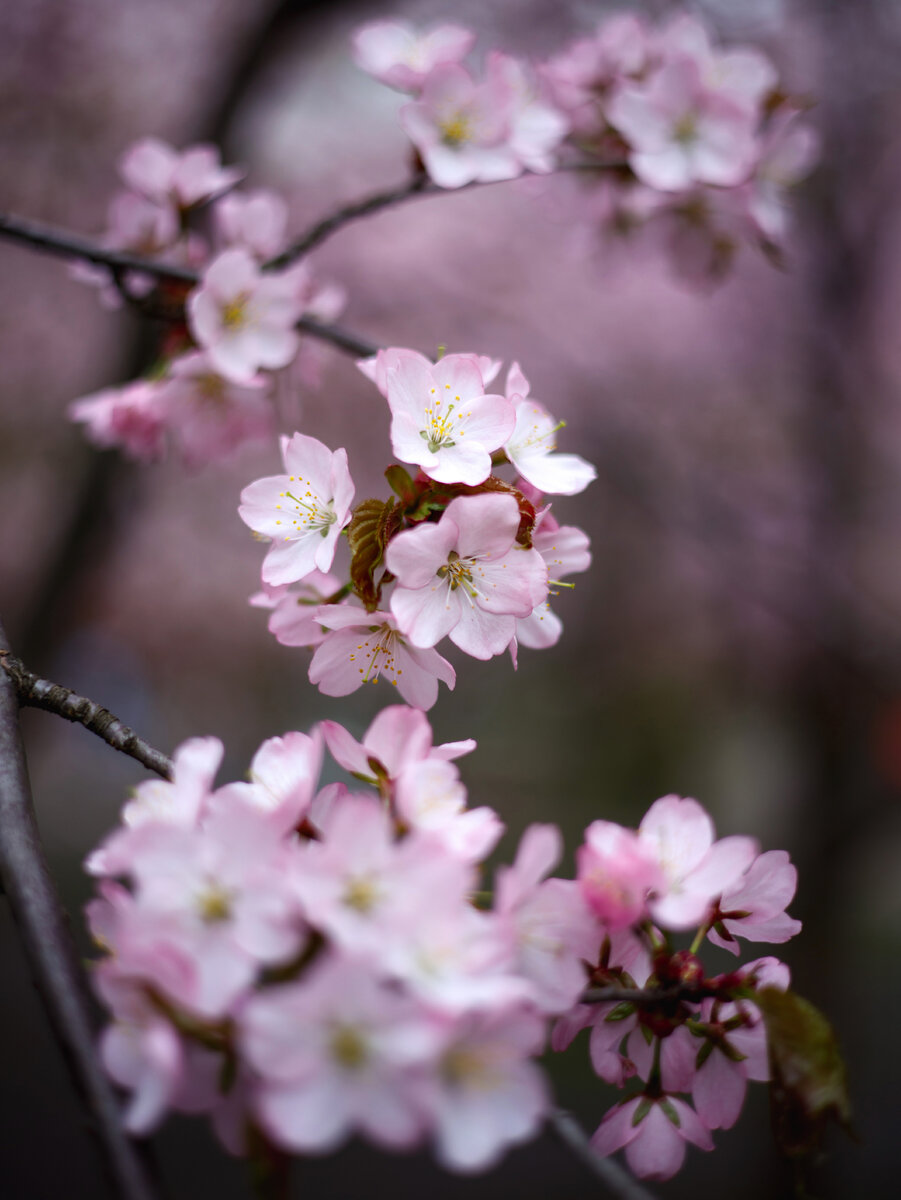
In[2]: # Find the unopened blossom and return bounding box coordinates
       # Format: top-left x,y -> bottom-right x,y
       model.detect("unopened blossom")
187,248 -> 303,383
502,362 -> 596,495
120,137 -> 243,208
637,794 -> 758,930
400,63 -> 519,189
592,1093 -> 713,1180
320,704 -> 475,786
216,189 -> 288,260
243,953 -> 442,1153
309,608 -> 455,710
385,349 -> 513,485
707,849 -> 802,953
426,1007 -> 549,1172
352,20 -> 475,92
159,351 -> 273,467
69,380 -> 167,462
239,432 -> 354,586
387,493 -> 547,659
577,820 -> 664,930
607,57 -> 760,192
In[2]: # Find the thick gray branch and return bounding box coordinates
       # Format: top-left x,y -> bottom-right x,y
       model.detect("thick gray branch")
0,620 -> 164,1200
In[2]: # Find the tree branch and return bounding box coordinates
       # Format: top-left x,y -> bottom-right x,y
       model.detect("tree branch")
0,650 -> 173,780
0,619 -> 164,1200
548,1110 -> 658,1200
266,159 -> 628,268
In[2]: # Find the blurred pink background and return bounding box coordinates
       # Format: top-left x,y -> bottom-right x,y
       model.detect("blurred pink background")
0,1 -> 897,1196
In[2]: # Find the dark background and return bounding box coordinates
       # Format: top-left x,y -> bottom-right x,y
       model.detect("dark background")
1,0 -> 898,1196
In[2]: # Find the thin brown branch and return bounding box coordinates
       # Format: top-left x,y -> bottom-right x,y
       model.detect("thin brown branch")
0,619 -> 164,1200
547,1110 -> 658,1200
581,982 -> 729,1006
266,159 -> 628,267
0,650 -> 173,780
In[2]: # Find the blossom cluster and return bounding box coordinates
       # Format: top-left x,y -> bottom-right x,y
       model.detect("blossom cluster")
354,12 -> 818,276
240,348 -> 596,705
69,138 -> 344,466
85,712 -> 801,1181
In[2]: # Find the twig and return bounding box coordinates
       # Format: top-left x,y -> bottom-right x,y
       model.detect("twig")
581,982 -> 726,1006
0,650 -> 173,780
266,159 -> 628,268
548,1110 -> 658,1200
0,619 -> 164,1200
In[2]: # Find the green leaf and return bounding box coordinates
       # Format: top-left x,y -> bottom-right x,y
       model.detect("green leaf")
660,1097 -> 681,1127
604,1002 -> 637,1022
756,986 -> 853,1159
632,1096 -> 653,1127
384,464 -> 416,504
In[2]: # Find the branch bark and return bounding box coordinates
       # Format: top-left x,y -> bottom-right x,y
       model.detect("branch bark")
0,618 -> 164,1200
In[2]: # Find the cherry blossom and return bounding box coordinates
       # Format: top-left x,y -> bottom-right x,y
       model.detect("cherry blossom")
502,362 -> 597,495
308,608 -> 456,709
400,63 -> 518,189
352,20 -> 475,93
592,1094 -> 713,1180
707,849 -> 802,952
69,380 -> 167,462
215,188 -> 288,260
514,513 -> 592,652
387,493 -> 548,659
187,248 -> 303,383
119,137 -> 244,209
384,349 -> 514,485
239,432 -> 354,586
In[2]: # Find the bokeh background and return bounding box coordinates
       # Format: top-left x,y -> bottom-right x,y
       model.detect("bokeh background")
1,0 -> 898,1196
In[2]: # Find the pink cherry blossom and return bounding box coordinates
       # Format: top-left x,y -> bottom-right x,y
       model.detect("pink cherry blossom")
746,110 -> 820,244
241,729 -> 323,833
707,849 -> 802,953
308,608 -> 456,710
387,493 -> 548,659
592,1094 -> 713,1180
159,351 -> 274,467
187,248 -> 303,383
352,20 -> 475,93
69,379 -> 167,462
239,432 -> 354,586
637,795 -> 759,930
607,57 -> 760,192
400,63 -> 518,189
577,820 -> 664,930
485,53 -> 569,175
120,137 -> 243,208
394,758 -> 503,862
242,953 -> 442,1153
251,571 -> 345,648
660,15 -> 777,113
495,824 -> 598,1012
515,514 -> 592,651
385,349 -> 514,485
425,1007 -> 549,1172
502,362 -> 597,495
691,957 -> 790,1129
320,704 -> 474,785
215,189 -> 288,260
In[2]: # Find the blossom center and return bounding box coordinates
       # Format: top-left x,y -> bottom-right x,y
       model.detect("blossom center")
329,1023 -> 369,1070
280,486 -> 338,538
440,114 -> 471,147
342,873 -> 382,913
420,387 -> 462,452
437,550 -> 476,595
221,295 -> 250,329
673,112 -> 699,145
196,881 -> 234,924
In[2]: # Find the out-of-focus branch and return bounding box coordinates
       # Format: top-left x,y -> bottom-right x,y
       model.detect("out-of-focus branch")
548,1110 -> 658,1200
0,619 -> 164,1200
266,159 -> 627,267
0,650 -> 173,780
